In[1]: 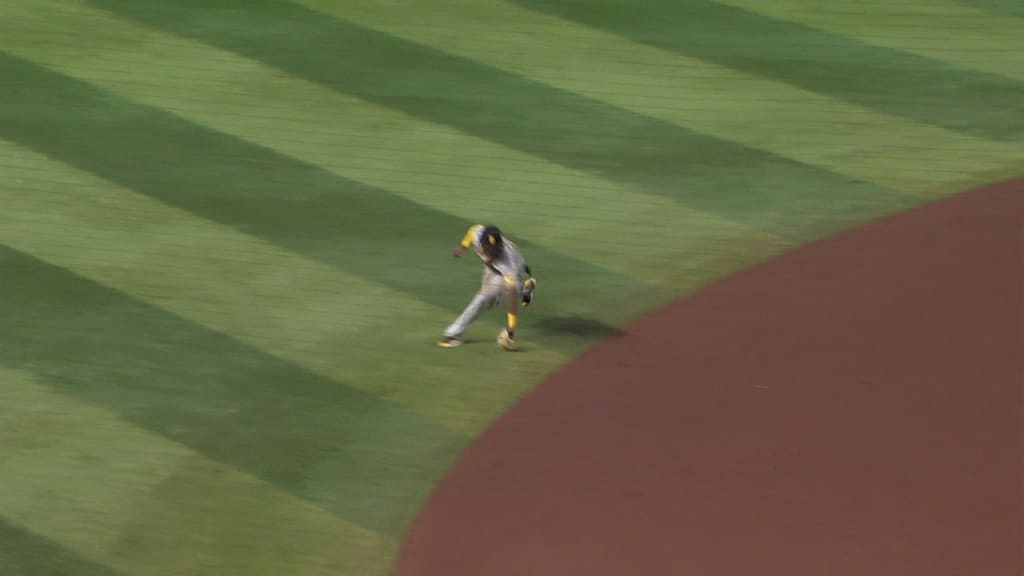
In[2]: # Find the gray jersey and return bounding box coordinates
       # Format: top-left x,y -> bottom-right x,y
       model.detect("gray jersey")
443,224 -> 530,339
464,224 -> 526,282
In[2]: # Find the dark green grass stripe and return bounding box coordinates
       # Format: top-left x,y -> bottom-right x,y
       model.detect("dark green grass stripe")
512,0 -> 1024,142
0,518 -> 124,576
82,0 -> 915,236
0,52 -> 641,312
0,245 -> 460,536
958,0 -> 1024,17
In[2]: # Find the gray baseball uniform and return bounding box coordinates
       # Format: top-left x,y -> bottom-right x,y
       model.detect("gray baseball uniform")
443,224 -> 528,339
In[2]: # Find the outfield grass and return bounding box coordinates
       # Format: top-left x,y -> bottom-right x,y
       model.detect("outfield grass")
960,0 -> 1024,17
2,1 -> 1022,574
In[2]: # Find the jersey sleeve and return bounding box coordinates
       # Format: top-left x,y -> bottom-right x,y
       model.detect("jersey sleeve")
460,224 -> 484,249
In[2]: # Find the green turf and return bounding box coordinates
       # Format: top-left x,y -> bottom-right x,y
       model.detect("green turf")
2,0 -> 1022,574
0,246 -> 459,535
0,51 -> 646,313
81,0 -> 923,238
512,0 -> 1024,142
712,0 -> 1024,84
0,519 -> 125,576
959,0 -> 1024,17
1,364 -> 400,575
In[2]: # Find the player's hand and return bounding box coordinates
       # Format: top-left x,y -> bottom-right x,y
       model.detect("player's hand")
522,277 -> 536,306
452,245 -> 465,257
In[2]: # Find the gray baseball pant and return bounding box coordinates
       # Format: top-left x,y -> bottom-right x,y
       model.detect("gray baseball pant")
443,268 -> 519,338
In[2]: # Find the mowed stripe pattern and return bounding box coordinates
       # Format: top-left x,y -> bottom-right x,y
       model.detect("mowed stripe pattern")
1,1 -> 1021,575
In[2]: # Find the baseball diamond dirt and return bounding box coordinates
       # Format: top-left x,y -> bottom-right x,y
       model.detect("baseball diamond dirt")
394,178 -> 1023,575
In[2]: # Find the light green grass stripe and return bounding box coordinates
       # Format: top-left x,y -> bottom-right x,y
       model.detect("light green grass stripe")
2,142 -> 575,436
296,0 -> 1023,195
0,140 -> 507,433
0,0 -> 779,285
0,368 -> 396,576
717,0 -> 1024,83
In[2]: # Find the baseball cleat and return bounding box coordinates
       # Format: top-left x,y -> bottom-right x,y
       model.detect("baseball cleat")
437,336 -> 464,348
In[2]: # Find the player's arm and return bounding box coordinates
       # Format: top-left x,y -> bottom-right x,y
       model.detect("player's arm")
452,224 -> 482,257
504,274 -> 519,336
521,265 -> 536,307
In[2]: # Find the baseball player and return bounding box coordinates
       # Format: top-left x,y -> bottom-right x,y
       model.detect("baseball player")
437,224 -> 536,350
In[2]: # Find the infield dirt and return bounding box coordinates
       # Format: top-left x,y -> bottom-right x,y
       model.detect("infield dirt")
396,179 -> 1023,576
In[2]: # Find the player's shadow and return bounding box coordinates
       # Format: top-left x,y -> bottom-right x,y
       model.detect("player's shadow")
531,316 -> 623,341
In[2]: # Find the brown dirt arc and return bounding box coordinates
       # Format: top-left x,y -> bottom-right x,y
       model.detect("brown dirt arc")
396,180 -> 1023,576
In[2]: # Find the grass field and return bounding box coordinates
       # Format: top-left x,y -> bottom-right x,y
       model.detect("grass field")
2,1 -> 1022,574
